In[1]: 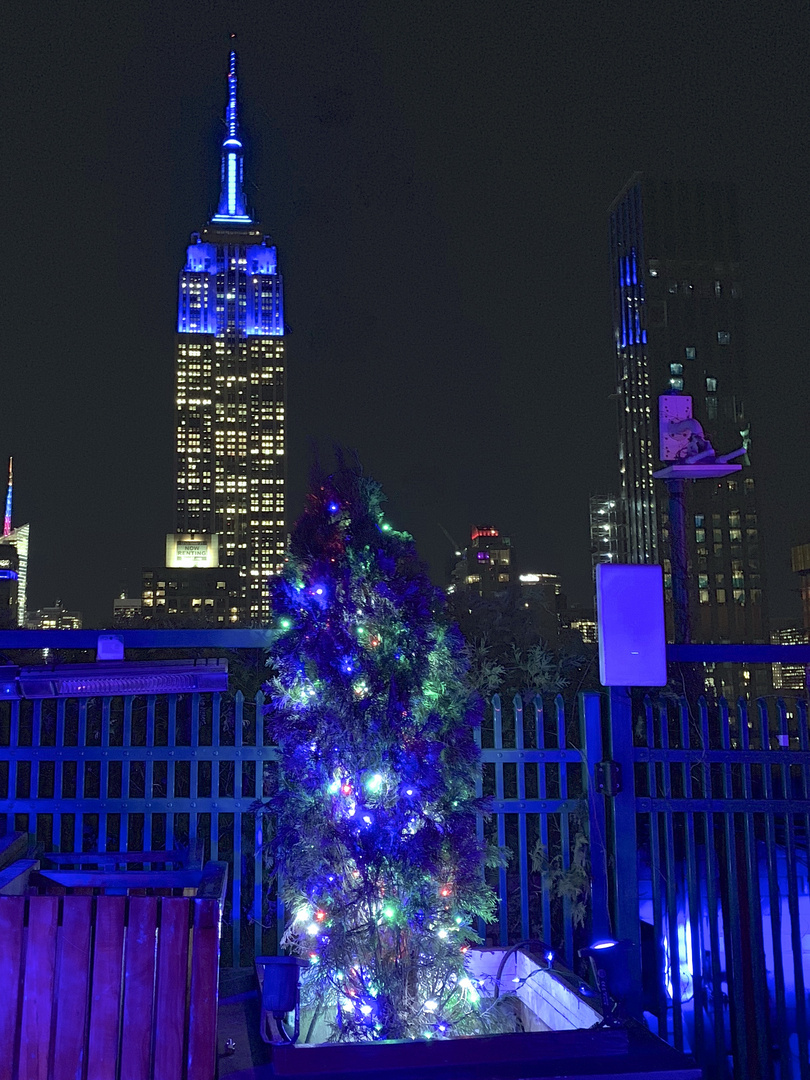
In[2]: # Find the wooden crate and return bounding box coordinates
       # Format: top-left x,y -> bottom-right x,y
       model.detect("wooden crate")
0,838 -> 227,1080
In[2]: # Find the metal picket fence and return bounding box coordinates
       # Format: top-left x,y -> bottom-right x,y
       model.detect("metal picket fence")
2,666 -> 810,1079
0,687 -> 279,968
607,686 -> 810,1080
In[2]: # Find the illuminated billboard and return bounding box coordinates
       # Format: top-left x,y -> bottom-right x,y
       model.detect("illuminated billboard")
165,533 -> 219,569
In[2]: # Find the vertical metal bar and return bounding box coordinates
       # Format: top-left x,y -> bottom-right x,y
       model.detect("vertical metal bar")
121,694 -> 132,851
535,695 -> 550,945
797,697 -> 810,1076
232,691 -> 242,967
680,696 -> 705,1066
99,696 -> 110,852
582,692 -> 609,939
144,695 -> 155,853
75,697 -> 87,852
778,700 -> 809,1080
758,698 -> 790,1077
166,695 -> 176,851
739,698 -> 769,1077
30,698 -> 41,796
255,691 -> 271,962
7,698 -> 19,815
557,694 -> 573,964
700,696 -> 726,1073
719,696 -> 748,1077
210,693 -> 220,862
514,695 -> 529,942
493,695 -> 507,946
648,700 -> 667,1039
660,698 -> 683,1050
54,698 -> 65,850
190,691 -> 200,849
607,687 -> 642,1016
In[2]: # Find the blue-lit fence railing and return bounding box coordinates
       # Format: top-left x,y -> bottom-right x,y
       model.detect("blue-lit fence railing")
0,685 -> 279,969
607,686 -> 810,1080
475,693 -> 606,967
2,630 -> 810,1080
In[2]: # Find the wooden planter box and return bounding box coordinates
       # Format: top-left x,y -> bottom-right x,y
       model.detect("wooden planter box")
219,1025 -> 701,1080
0,835 -> 227,1080
266,1027 -> 701,1079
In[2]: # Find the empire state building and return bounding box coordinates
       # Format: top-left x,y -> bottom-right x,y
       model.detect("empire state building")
174,52 -> 286,622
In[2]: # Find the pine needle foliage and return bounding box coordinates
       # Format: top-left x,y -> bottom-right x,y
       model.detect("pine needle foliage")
264,461 -> 499,1041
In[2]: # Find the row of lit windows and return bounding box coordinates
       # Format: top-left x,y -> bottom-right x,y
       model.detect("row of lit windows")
698,589 -> 761,605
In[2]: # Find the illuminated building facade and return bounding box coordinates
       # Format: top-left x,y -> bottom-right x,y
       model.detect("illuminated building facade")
449,527 -> 514,600
26,602 -> 82,630
0,543 -> 19,629
589,495 -> 622,575
175,52 -> 286,623
2,460 -> 29,627
610,177 -> 767,693
141,567 -> 240,624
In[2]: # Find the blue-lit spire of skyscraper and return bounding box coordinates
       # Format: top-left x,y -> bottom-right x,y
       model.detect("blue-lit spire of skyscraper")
211,51 -> 252,225
170,48 -> 287,625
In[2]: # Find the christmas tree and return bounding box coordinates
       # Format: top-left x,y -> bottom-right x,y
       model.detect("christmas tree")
265,460 -> 498,1041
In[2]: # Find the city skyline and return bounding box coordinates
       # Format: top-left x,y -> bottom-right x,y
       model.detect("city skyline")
3,2 -> 810,625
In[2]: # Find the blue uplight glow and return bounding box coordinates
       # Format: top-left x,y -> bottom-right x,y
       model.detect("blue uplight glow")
0,569 -> 18,580
177,53 -> 285,336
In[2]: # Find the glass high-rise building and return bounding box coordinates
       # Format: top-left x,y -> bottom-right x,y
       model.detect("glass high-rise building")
609,176 -> 767,694
174,52 -> 286,623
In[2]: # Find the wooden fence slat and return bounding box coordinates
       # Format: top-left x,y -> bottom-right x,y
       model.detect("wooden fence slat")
187,899 -> 220,1080
86,895 -> 126,1080
0,897 -> 25,1080
19,895 -> 59,1080
52,896 -> 92,1080
153,898 -> 191,1080
120,897 -> 159,1080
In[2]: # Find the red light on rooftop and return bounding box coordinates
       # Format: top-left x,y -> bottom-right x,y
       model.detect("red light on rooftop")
471,527 -> 499,541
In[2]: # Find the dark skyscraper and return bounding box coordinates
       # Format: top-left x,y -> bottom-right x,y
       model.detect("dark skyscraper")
174,52 -> 286,623
610,177 -> 767,692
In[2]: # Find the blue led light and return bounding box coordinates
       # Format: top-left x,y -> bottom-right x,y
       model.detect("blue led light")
0,569 -> 18,580
213,52 -> 252,223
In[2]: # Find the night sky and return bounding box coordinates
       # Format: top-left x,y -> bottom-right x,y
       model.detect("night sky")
4,0 -> 810,627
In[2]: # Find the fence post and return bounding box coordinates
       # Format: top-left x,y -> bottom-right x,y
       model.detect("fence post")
581,691 -> 610,941
607,686 -> 643,1018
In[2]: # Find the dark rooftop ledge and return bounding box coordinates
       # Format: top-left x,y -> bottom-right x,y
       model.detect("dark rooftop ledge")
0,629 -> 278,649
231,1026 -> 699,1080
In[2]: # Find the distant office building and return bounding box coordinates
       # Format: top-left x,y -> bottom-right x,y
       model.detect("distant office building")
610,177 -> 767,695
173,52 -> 286,624
141,567 -> 241,624
564,613 -> 598,645
0,543 -> 19,628
791,543 -> 810,632
589,495 -> 622,575
771,625 -> 808,694
113,595 -> 143,622
2,459 -> 29,626
27,602 -> 82,630
518,572 -> 563,645
449,527 -> 514,600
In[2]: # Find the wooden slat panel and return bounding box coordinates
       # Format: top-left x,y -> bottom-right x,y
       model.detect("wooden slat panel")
120,897 -> 158,1080
0,897 -> 25,1080
86,896 -> 126,1080
186,899 -> 220,1080
52,896 -> 92,1080
37,869 -> 201,889
19,895 -> 59,1080
153,898 -> 190,1080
